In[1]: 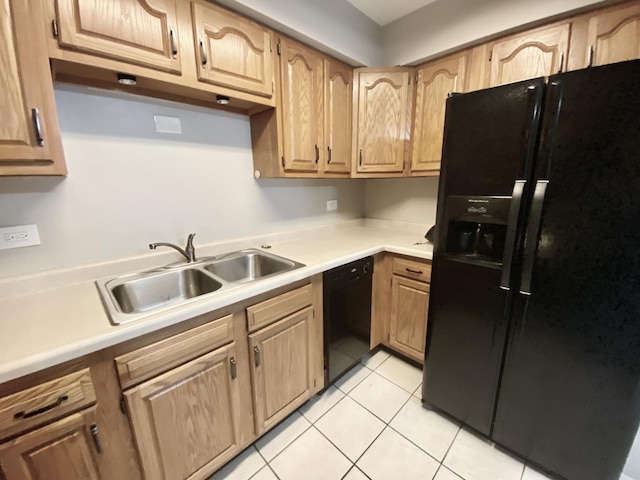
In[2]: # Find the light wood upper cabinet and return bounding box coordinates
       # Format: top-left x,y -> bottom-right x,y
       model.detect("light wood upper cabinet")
279,38 -> 324,172
191,1 -> 274,97
53,0 -> 182,74
0,408 -> 102,480
389,276 -> 430,364
0,0 -> 65,175
489,23 -> 571,87
411,52 -> 467,175
354,68 -> 413,175
249,307 -> 312,434
323,58 -> 352,174
585,2 -> 640,67
124,343 -> 241,480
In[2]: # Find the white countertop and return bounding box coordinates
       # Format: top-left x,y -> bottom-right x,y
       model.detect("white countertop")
0,221 -> 433,384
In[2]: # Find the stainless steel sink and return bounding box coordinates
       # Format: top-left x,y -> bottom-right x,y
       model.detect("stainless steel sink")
203,250 -> 303,283
96,249 -> 304,325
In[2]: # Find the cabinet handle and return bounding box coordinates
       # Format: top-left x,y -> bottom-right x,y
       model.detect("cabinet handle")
588,45 -> 595,67
31,108 -> 44,147
405,267 -> 423,275
253,346 -> 261,367
169,28 -> 178,58
314,144 -> 319,164
14,395 -> 68,419
359,149 -> 363,166
90,423 -> 104,454
230,357 -> 237,379
558,51 -> 565,73
199,39 -> 208,66
327,146 -> 332,164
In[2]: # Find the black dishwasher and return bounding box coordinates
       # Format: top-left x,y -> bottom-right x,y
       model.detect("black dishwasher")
323,257 -> 373,386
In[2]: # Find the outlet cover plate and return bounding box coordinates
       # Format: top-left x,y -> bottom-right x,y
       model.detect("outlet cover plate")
0,224 -> 41,250
326,200 -> 338,211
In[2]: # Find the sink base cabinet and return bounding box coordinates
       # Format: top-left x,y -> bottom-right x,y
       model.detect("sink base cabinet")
124,343 -> 242,480
0,408 -> 102,480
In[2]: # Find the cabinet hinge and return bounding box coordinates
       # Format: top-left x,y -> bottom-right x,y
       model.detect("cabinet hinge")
120,396 -> 127,415
51,19 -> 59,38
277,41 -> 281,56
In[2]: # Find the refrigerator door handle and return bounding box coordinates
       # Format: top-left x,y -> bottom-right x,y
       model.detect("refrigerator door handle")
500,180 -> 526,291
519,180 -> 549,295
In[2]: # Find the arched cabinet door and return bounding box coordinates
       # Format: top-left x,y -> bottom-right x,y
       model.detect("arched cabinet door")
355,69 -> 413,174
489,22 -> 570,87
53,0 -> 182,74
192,1 -> 274,97
323,58 -> 352,175
411,52 -> 467,175
585,2 -> 640,67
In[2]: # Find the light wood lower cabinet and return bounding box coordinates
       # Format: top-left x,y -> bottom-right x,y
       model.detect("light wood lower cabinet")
389,276 -> 430,363
249,307 -> 313,434
124,343 -> 241,480
0,408 -> 102,480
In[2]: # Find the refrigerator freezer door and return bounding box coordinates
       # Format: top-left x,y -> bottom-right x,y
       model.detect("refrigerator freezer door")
423,79 -> 545,435
493,60 -> 640,480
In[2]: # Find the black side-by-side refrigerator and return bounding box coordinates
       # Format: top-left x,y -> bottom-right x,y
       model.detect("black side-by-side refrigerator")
422,59 -> 640,480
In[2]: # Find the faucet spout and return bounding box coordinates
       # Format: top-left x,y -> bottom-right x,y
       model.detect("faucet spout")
149,233 -> 197,263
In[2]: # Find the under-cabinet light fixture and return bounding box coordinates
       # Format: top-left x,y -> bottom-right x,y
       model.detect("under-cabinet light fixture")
117,73 -> 137,86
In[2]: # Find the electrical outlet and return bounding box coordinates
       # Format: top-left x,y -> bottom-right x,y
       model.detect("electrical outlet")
326,200 -> 338,211
0,224 -> 40,250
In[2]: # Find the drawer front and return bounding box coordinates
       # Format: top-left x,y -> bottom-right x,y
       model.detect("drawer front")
392,256 -> 432,282
0,369 -> 96,440
246,284 -> 312,333
115,314 -> 234,389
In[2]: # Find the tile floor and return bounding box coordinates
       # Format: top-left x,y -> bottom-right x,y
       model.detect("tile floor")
211,351 -> 555,480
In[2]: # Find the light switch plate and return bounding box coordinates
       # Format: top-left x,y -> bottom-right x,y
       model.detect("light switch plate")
0,224 -> 41,250
326,200 -> 338,211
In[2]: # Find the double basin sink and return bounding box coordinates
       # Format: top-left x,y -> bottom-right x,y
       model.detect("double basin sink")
96,249 -> 305,325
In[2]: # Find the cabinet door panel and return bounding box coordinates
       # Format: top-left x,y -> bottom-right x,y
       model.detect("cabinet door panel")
125,344 -> 240,480
192,2 -> 273,97
280,39 -> 323,172
356,71 -> 411,173
389,276 -> 430,363
587,3 -> 640,67
490,23 -> 570,86
0,0 -> 65,174
0,408 -> 101,480
249,307 -> 312,434
411,53 -> 466,174
324,58 -> 352,174
55,0 -> 181,74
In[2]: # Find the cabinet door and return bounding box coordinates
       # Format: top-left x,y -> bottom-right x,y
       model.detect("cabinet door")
489,23 -> 570,87
411,53 -> 466,175
124,343 -> 241,480
192,1 -> 274,97
323,58 -> 352,174
249,307 -> 312,434
586,3 -> 640,67
54,0 -> 181,74
0,0 -> 65,175
355,70 -> 412,174
279,38 -> 324,172
389,276 -> 430,364
0,408 -> 101,480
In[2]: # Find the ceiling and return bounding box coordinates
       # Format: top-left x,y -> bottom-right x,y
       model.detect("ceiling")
346,0 -> 438,26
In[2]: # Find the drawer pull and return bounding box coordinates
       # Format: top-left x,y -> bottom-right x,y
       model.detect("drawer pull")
32,108 -> 44,147
199,39 -> 208,66
405,268 -> 423,275
169,28 -> 178,58
14,395 -> 68,420
90,423 -> 104,454
254,346 -> 261,367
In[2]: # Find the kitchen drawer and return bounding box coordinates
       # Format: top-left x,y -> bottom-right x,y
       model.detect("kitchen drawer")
115,314 -> 234,389
0,368 -> 96,440
246,284 -> 312,333
392,256 -> 432,282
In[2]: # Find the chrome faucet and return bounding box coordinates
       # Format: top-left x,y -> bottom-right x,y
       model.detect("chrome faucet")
149,233 -> 197,263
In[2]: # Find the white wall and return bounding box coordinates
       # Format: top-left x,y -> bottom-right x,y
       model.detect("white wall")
217,0 -> 382,66
364,177 -> 439,226
381,0 -> 608,65
0,85 -> 365,279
